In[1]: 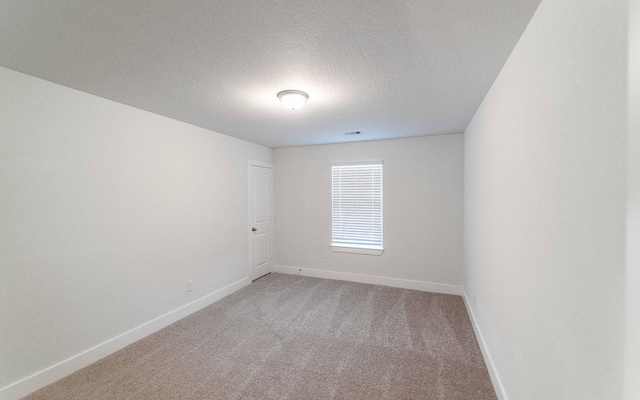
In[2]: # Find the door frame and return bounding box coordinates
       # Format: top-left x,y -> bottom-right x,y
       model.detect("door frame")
247,160 -> 274,281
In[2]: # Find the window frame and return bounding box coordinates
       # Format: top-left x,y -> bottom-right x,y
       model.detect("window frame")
330,161 -> 384,256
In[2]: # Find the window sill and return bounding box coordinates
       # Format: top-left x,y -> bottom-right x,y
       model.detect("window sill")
330,245 -> 384,256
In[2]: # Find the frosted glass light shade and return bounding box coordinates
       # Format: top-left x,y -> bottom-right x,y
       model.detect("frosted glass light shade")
277,90 -> 309,110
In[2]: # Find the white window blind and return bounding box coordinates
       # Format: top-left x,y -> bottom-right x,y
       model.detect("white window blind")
332,163 -> 383,249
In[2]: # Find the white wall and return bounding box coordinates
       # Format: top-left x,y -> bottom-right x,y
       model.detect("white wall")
0,66 -> 271,397
464,1 -> 627,399
273,134 -> 463,293
626,1 -> 640,398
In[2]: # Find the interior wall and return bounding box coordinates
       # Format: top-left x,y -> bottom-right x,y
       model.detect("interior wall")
626,0 -> 640,398
0,66 -> 271,392
273,134 -> 463,291
463,1 -> 627,399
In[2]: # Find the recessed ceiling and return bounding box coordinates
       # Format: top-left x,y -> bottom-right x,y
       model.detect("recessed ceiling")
0,0 -> 540,148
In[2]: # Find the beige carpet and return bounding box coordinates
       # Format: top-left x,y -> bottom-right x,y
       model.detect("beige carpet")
24,273 -> 496,399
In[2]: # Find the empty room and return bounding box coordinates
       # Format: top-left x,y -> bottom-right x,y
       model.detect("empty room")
1,1 -> 639,399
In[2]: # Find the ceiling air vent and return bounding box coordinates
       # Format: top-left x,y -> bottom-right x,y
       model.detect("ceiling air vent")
344,131 -> 362,136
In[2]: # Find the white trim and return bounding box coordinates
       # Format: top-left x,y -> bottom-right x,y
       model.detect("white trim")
330,245 -> 384,255
273,265 -> 462,295
0,277 -> 251,400
248,159 -> 272,169
462,287 -> 508,400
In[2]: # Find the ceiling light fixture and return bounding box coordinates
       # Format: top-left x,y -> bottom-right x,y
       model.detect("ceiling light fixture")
277,90 -> 309,110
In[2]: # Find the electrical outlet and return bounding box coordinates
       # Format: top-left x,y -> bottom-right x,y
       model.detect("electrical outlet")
323,255 -> 328,263
187,280 -> 193,292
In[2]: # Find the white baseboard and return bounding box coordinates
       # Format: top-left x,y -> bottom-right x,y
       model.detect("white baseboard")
462,287 -> 508,400
0,277 -> 250,400
273,265 -> 462,296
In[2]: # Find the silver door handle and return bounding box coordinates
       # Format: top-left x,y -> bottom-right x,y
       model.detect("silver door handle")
252,227 -> 257,232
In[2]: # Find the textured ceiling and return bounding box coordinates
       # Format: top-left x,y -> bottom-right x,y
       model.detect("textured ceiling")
0,0 -> 540,148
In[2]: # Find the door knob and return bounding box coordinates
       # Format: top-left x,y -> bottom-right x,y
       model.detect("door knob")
252,227 -> 257,232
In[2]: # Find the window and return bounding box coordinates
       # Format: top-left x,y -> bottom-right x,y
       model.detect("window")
331,162 -> 383,255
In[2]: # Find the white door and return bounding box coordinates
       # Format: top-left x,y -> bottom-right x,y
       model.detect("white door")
248,161 -> 273,280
